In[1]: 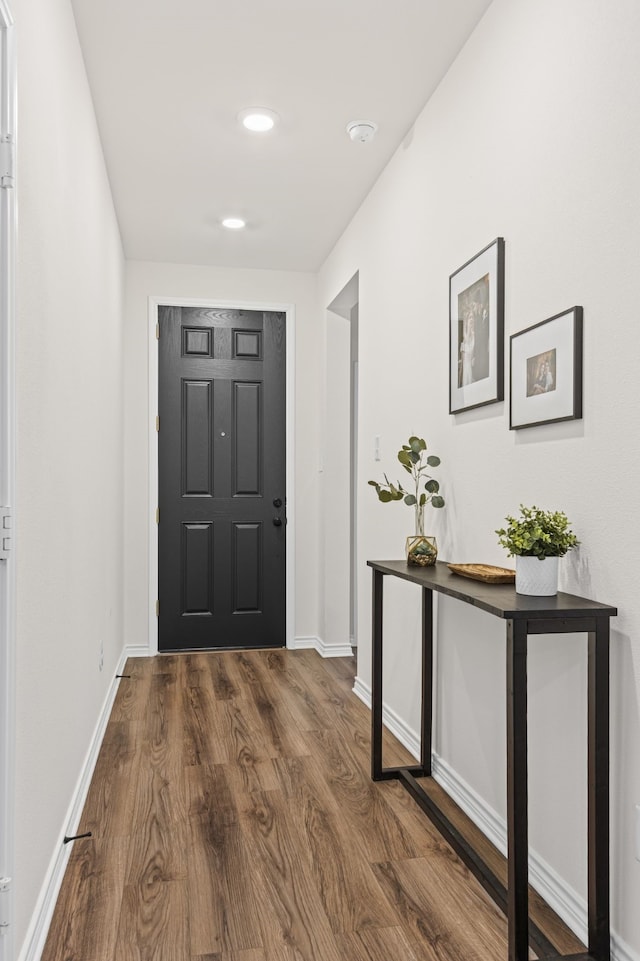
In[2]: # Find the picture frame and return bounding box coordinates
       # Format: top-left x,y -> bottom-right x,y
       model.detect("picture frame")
509,306 -> 583,429
449,237 -> 505,414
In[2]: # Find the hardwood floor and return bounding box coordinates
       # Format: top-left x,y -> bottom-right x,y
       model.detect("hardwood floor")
41,649 -> 584,961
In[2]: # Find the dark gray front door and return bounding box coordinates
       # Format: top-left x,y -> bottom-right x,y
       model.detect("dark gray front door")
158,305 -> 286,651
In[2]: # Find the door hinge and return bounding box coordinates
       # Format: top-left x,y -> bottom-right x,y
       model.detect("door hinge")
156,600 -> 160,617
155,507 -> 159,524
0,136 -> 15,189
156,415 -> 160,432
0,507 -> 13,561
156,323 -> 160,340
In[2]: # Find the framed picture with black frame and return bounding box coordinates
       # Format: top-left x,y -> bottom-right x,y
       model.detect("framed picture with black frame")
509,306 -> 583,429
449,237 -> 505,414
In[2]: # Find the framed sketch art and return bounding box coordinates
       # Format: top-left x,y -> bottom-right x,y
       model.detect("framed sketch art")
510,306 -> 583,429
449,237 -> 505,414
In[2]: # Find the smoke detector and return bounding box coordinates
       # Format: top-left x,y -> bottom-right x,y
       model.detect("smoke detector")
346,120 -> 378,143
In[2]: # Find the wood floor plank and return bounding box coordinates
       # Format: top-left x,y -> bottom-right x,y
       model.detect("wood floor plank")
40,838 -> 129,961
238,788 -> 344,961
109,664 -> 151,723
337,925 -> 422,961
261,650 -> 337,733
77,720 -> 141,840
114,877 -> 190,961
379,779 -> 457,858
286,651 -> 415,769
207,652 -> 241,701
209,952 -> 267,961
124,795 -> 188,886
42,650 -> 586,961
132,670 -> 188,826
372,856 -> 508,961
193,952 -> 267,961
274,754 -> 399,934
182,670 -> 229,766
303,725 -> 420,862
185,763 -> 263,955
226,652 -> 311,758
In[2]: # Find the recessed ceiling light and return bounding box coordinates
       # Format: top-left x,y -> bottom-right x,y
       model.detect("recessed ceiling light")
238,107 -> 279,133
221,217 -> 246,230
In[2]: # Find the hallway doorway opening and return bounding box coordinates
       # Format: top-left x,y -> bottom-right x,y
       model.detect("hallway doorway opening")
326,273 -> 359,655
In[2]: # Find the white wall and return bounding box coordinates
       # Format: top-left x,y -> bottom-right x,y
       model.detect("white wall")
318,0 -> 640,955
14,0 -> 125,953
123,260 -> 320,650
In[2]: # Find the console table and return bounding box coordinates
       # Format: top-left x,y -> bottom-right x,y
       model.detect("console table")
368,559 -> 617,961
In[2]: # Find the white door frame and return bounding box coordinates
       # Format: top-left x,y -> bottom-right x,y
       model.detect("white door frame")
147,297 -> 296,654
0,0 -> 16,957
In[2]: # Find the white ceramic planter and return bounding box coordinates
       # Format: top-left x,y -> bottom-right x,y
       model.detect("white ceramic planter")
515,555 -> 559,596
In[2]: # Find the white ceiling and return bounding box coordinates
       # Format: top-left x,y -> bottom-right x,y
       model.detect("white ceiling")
70,0 -> 492,272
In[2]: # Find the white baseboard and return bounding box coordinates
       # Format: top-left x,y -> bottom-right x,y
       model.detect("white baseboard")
292,635 -> 353,658
613,932 -> 640,961
17,644 -> 140,961
123,644 -> 152,659
351,677 -> 638,961
353,675 -> 422,757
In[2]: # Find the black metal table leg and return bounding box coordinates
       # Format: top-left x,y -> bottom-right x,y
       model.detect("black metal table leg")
507,618 -> 529,961
371,568 -> 384,780
588,617 -> 610,961
421,587 -> 434,775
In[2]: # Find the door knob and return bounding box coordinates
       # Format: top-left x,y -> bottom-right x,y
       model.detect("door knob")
272,517 -> 283,527
273,498 -> 283,508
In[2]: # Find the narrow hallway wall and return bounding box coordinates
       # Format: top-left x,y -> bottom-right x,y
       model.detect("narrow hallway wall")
14,0 -> 125,952
318,1 -> 640,955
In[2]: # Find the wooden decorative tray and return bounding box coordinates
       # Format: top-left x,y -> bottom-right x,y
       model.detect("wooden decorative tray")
447,563 -> 516,584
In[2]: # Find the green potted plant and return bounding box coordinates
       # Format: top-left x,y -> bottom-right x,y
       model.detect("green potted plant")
496,504 -> 579,595
369,435 -> 444,566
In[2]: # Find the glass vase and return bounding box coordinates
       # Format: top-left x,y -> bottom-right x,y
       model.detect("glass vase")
406,534 -> 438,567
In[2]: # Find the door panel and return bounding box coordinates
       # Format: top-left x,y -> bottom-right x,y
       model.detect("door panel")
158,306 -> 286,651
233,522 -> 262,612
182,522 -> 213,615
183,380 -> 213,496
234,382 -> 261,495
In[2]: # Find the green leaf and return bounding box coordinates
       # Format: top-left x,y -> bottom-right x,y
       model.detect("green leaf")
378,490 -> 394,503
426,455 -> 441,467
409,450 -> 420,464
404,494 -> 416,506
431,495 -> 445,508
419,493 -> 427,507
424,479 -> 439,493
397,450 -> 411,468
367,480 -> 378,486
408,436 -> 426,452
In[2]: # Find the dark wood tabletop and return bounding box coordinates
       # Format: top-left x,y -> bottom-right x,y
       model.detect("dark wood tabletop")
367,560 -> 617,621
